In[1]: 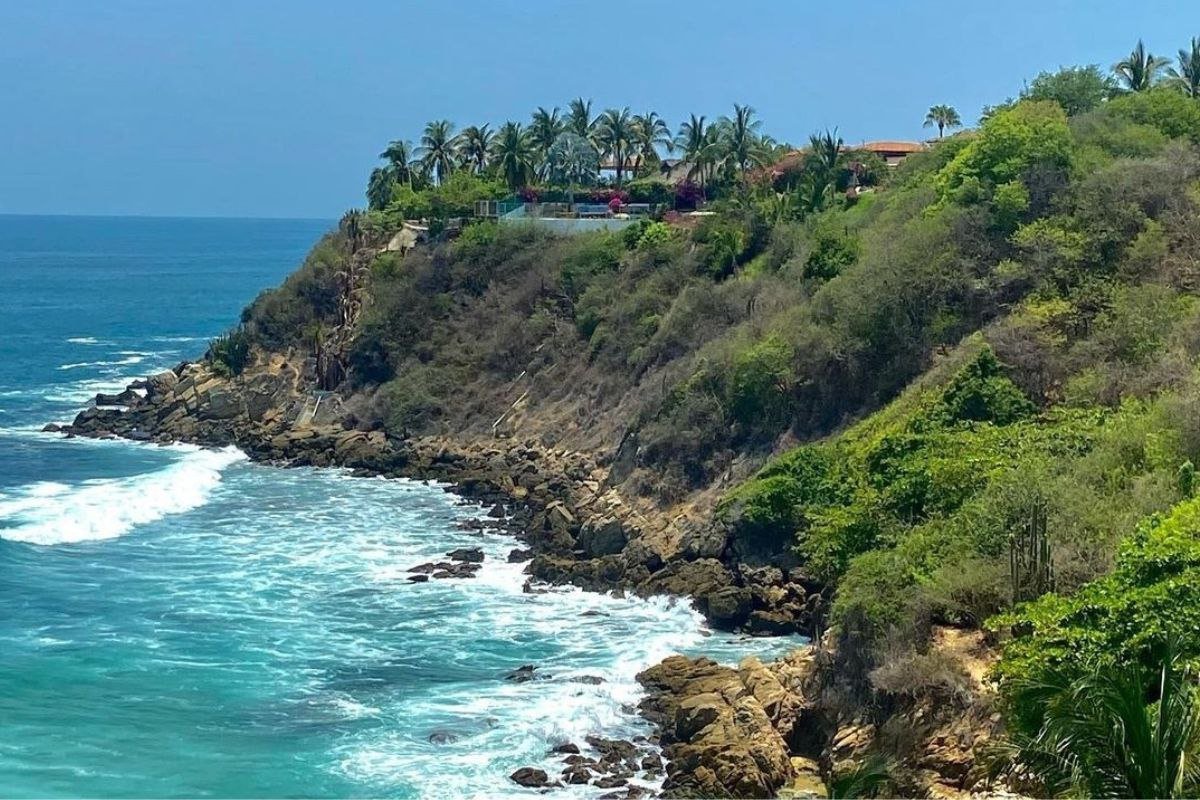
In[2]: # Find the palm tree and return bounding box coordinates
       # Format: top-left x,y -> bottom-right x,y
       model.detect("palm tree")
923,105 -> 962,139
596,107 -> 634,184
366,166 -> 395,211
998,644 -> 1200,798
455,124 -> 494,174
546,132 -> 599,202
529,107 -> 564,179
417,120 -> 457,185
490,121 -> 536,191
379,139 -> 414,185
1114,40 -> 1171,92
630,112 -> 672,175
675,114 -> 716,186
809,129 -> 844,208
1167,37 -> 1200,98
718,103 -> 764,178
567,97 -> 596,142
825,755 -> 893,799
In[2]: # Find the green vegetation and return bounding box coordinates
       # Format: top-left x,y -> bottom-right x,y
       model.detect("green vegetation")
993,644 -> 1200,798
207,327 -> 251,377
235,37 -> 1200,791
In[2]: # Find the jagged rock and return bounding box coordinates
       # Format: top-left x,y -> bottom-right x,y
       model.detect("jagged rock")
562,765 -> 592,784
446,547 -> 484,563
145,370 -> 178,399
578,516 -> 628,557
551,742 -> 580,755
505,664 -> 543,683
705,586 -> 752,626
507,548 -> 533,563
509,767 -> 552,788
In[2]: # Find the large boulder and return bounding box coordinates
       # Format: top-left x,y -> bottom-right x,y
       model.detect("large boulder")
578,516 -> 628,557
145,370 -> 179,400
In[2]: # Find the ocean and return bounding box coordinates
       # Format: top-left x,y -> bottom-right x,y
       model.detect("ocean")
0,215 -> 798,798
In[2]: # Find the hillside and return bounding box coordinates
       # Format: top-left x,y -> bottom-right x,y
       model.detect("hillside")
65,65 -> 1200,796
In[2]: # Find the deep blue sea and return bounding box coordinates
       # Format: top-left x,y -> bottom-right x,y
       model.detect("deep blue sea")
0,216 -> 797,798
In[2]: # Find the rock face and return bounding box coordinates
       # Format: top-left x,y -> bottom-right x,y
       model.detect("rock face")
50,355 -> 1004,800
638,655 -> 802,798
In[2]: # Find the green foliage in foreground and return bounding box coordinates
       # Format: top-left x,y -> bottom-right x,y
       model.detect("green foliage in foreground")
994,643 -> 1200,798
993,497 -> 1200,727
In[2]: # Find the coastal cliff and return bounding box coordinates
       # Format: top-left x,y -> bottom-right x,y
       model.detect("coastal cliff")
52,354 -> 1002,798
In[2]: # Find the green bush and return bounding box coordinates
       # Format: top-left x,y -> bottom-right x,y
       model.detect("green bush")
1105,88 -> 1200,144
207,327 -> 252,377
728,336 -> 795,430
936,101 -> 1074,202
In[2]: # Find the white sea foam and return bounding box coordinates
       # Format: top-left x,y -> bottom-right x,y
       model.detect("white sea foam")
66,336 -> 104,345
0,446 -> 245,545
57,356 -> 144,371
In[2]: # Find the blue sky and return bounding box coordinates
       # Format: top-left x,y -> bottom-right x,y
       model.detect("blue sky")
1,0 -> 1196,218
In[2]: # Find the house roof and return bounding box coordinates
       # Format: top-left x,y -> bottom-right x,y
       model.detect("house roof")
858,140 -> 925,154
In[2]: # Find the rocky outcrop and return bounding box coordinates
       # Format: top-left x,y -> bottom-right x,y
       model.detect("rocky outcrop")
637,654 -> 807,798
56,357 -> 816,637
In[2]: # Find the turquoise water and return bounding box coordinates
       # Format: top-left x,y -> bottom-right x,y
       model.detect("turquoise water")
0,216 -> 800,798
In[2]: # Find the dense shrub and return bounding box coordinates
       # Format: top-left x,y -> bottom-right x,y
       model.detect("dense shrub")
207,327 -> 252,377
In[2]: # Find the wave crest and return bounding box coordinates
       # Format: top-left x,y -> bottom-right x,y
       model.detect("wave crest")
0,446 -> 245,545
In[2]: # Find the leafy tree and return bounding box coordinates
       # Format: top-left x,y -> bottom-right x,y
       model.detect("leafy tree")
1166,37 -> 1200,99
996,644 -> 1200,798
1106,88 -> 1200,143
923,104 -> 963,138
455,124 -> 494,174
417,120 -> 458,185
1021,65 -> 1117,115
936,100 -> 1073,201
596,107 -> 634,184
1114,39 -> 1170,92
490,121 -> 536,190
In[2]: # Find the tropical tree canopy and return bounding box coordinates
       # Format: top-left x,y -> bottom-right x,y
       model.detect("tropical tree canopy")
923,104 -> 963,138
1114,39 -> 1171,92
490,121 -> 536,190
417,120 -> 458,185
1166,37 -> 1200,98
545,132 -> 599,188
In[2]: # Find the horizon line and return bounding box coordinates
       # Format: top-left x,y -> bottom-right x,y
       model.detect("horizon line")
0,211 -> 337,223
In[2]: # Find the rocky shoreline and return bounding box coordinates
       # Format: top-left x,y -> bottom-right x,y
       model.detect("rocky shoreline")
48,357 -> 1002,798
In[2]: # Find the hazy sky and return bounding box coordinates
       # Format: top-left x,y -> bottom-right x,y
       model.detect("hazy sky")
1,1 -> 1196,218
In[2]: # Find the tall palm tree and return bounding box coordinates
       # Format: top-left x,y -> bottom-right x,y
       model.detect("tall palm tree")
417,120 -> 457,185
546,132 -> 599,201
596,107 -> 634,184
379,139 -> 414,185
490,121 -> 536,191
455,124 -> 494,174
923,105 -> 962,139
1114,40 -> 1171,92
809,129 -> 844,207
675,114 -> 721,187
718,103 -> 764,178
366,167 -> 394,211
529,107 -> 565,178
1167,37 -> 1200,98
998,645 -> 1200,798
567,97 -> 596,143
630,112 -> 673,175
